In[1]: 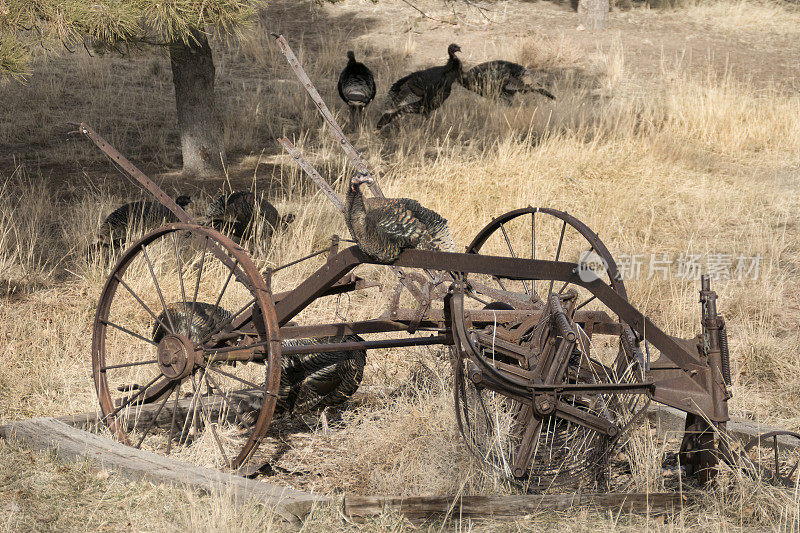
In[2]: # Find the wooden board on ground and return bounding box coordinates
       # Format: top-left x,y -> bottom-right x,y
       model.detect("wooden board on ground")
344,492 -> 695,522
2,402 -> 796,525
646,405 -> 800,450
0,417 -> 328,523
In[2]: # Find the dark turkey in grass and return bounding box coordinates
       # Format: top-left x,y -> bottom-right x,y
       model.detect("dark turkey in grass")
376,43 -> 463,130
150,305 -> 367,419
97,195 -> 192,249
460,60 -> 555,102
345,172 -> 455,263
276,336 -> 367,417
338,51 -> 376,122
204,191 -> 295,242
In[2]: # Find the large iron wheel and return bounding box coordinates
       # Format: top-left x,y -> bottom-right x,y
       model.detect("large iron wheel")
92,223 -> 281,471
452,207 -> 648,491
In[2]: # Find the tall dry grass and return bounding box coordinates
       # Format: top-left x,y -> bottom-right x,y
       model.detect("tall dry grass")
2,0 -> 800,529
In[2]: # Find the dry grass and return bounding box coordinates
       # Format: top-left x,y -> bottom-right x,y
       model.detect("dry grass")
2,0 -> 800,530
676,0 -> 800,35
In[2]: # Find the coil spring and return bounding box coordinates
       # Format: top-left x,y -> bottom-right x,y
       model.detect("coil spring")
720,323 -> 731,386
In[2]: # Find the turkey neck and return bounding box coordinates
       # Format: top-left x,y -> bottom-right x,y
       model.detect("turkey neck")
444,51 -> 462,82
345,183 -> 368,243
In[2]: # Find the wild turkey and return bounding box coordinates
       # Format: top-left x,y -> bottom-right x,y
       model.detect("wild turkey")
459,60 -> 555,102
338,51 -> 376,122
204,191 -> 295,241
152,302 -> 232,344
151,305 -> 367,418
277,336 -> 367,416
97,195 -> 192,248
376,43 -> 463,130
345,172 -> 454,263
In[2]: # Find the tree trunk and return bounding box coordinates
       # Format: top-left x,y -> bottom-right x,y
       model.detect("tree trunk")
578,0 -> 609,29
169,31 -> 226,178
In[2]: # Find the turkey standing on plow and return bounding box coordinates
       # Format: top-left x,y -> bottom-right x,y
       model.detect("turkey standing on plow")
376,43 -> 463,130
338,51 -> 376,124
460,60 -> 555,102
345,172 -> 454,263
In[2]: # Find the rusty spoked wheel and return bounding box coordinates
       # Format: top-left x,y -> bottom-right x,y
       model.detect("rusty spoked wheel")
452,207 -> 647,490
741,431 -> 800,487
92,223 -> 281,471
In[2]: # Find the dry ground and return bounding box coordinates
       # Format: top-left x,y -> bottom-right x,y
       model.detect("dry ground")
2,0 -> 800,530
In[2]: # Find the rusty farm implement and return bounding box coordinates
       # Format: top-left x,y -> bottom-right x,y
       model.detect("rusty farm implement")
76,35 -> 799,494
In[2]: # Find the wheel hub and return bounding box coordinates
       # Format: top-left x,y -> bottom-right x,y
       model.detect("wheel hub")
157,334 -> 198,380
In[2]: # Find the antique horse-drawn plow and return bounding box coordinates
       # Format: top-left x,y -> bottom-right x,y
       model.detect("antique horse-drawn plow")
79,37 -> 799,494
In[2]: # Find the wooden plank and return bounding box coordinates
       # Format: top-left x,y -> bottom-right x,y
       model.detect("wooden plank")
0,418 -> 328,522
344,492 -> 694,521
647,405 -> 800,450
56,388 -> 388,431
55,394 -> 243,431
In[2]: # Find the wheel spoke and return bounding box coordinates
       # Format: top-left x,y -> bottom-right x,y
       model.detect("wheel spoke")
547,219 -> 567,296
166,383 -> 182,455
205,372 -> 252,431
206,365 -> 263,391
213,258 -> 238,310
531,211 -> 536,297
136,384 -> 176,448
774,435 -> 779,478
173,232 -> 189,317
105,373 -> 163,421
141,245 -> 176,333
178,373 -> 204,448
196,369 -> 231,468
575,295 -> 597,311
498,222 -> 529,295
187,237 -> 209,339
102,319 -> 157,346
199,298 -> 256,345
101,359 -> 158,372
114,274 -> 173,336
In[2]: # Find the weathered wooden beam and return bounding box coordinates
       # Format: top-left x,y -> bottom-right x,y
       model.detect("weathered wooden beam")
5,402 -> 794,526
344,492 -> 694,521
646,405 -> 800,450
55,394 -> 247,431
0,417 -> 328,522
55,388 -> 389,431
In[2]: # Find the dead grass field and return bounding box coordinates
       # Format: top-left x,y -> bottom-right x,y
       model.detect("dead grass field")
2,0 -> 800,530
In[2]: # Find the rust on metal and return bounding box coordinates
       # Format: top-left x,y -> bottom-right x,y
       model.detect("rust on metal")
79,122 -> 738,489
77,123 -> 195,224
